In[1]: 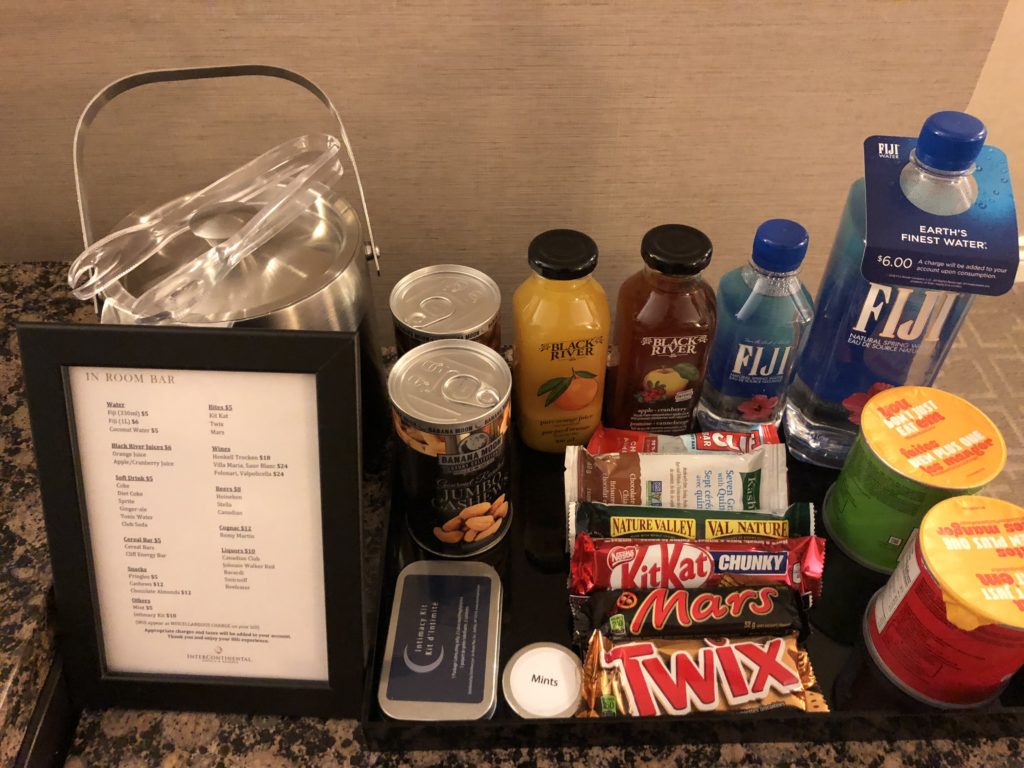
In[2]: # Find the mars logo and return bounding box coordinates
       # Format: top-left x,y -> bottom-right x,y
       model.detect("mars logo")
612,542 -> 713,590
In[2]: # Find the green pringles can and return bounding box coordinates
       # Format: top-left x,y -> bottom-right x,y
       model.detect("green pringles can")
823,386 -> 1006,573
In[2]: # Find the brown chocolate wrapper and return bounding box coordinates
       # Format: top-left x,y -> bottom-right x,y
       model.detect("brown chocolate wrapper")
578,630 -> 828,717
569,586 -> 806,646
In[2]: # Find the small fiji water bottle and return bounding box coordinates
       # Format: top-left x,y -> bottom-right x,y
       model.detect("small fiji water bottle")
696,219 -> 813,433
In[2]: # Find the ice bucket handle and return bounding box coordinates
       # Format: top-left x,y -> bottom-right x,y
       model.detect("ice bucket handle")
73,64 -> 381,272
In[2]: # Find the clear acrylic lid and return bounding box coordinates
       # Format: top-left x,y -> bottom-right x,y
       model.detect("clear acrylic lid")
68,134 -> 351,323
67,65 -> 381,324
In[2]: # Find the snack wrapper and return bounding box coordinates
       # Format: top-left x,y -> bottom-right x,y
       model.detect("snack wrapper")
577,630 -> 828,717
586,424 -> 779,454
563,443 -> 788,513
569,533 -> 825,603
567,501 -> 814,553
569,585 -> 805,646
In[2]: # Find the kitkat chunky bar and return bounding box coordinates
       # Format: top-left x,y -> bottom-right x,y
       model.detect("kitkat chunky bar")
567,501 -> 814,553
578,630 -> 827,717
569,585 -> 805,646
569,533 -> 825,603
586,424 -> 779,454
564,443 -> 788,512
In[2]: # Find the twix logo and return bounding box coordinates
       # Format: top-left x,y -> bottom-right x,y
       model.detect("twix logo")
627,587 -> 779,636
602,636 -> 802,715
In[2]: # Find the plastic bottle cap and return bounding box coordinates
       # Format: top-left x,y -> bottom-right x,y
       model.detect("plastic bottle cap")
915,111 -> 987,173
527,229 -> 598,280
640,225 -> 712,276
751,219 -> 809,273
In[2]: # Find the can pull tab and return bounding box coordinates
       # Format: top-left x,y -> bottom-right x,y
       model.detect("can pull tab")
442,373 -> 500,409
409,295 -> 455,330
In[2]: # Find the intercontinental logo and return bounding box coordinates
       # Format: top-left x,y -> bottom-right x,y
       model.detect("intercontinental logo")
186,644 -> 253,665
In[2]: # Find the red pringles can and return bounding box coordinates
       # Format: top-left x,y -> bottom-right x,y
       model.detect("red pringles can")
864,496 -> 1024,707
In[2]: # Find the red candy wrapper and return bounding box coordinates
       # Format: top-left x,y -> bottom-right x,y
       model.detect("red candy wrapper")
586,424 -> 779,454
578,630 -> 828,717
570,533 -> 825,603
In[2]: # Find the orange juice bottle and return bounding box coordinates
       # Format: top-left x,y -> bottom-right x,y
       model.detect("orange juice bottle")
513,229 -> 610,452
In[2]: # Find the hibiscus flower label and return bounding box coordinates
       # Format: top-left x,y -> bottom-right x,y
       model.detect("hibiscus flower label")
823,385 -> 1007,572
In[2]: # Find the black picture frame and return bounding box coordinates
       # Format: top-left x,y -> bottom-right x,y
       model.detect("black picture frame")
17,322 -> 367,718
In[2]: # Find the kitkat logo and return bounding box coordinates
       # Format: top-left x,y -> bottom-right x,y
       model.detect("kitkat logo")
607,546 -> 639,569
611,542 -> 714,590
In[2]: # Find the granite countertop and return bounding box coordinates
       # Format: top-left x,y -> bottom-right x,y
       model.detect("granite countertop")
3,262 -> 1024,767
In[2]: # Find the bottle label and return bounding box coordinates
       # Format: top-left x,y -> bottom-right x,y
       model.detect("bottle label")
861,136 -> 1017,296
623,334 -> 709,433
529,335 -> 607,447
706,337 -> 793,422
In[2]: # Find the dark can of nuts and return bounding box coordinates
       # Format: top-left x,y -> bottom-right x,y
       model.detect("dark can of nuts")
389,264 -> 502,355
388,339 -> 512,557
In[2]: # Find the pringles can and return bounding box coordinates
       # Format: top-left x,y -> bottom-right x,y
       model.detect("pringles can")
864,496 -> 1024,707
388,339 -> 512,557
823,385 -> 1006,573
389,265 -> 501,354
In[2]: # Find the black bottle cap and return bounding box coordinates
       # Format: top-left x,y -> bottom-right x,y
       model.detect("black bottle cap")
640,225 -> 713,276
527,229 -> 599,280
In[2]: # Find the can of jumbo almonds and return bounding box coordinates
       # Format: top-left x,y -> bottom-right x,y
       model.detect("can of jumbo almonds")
863,496 -> 1024,707
388,339 -> 512,557
823,385 -> 1005,573
389,265 -> 502,355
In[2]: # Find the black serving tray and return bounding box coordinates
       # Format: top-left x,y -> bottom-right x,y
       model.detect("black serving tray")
360,439 -> 1024,750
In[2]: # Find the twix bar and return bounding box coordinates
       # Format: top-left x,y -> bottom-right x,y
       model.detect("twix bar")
578,630 -> 828,717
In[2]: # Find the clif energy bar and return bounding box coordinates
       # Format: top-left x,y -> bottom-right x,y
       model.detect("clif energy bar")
564,443 -> 788,512
586,424 -> 779,455
569,585 -> 805,646
578,630 -> 828,717
569,533 -> 825,602
567,500 -> 814,553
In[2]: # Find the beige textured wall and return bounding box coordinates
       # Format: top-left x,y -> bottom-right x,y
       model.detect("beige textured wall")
0,1 -> 1008,337
968,0 -> 1024,231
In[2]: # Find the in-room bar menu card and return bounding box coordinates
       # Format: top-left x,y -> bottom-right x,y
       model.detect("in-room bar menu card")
68,366 -> 328,681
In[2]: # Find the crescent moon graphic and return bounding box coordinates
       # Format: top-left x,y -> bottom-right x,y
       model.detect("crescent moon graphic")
402,644 -> 445,674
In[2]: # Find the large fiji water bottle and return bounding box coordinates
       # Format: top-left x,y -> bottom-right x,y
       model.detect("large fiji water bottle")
786,112 -> 987,468
697,219 -> 814,432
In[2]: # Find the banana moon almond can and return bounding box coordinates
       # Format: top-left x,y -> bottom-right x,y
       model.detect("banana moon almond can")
823,385 -> 1006,573
865,496 -> 1024,707
389,264 -> 501,355
388,339 -> 512,557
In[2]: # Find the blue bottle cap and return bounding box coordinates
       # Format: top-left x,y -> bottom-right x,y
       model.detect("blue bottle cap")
915,111 -> 986,173
751,219 -> 809,273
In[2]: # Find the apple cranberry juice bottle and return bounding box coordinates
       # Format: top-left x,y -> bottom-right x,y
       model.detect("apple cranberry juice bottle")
605,225 -> 716,435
